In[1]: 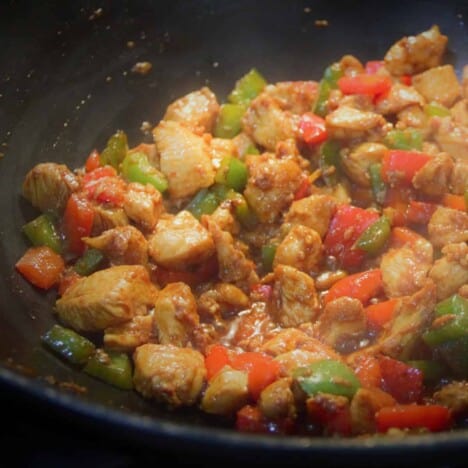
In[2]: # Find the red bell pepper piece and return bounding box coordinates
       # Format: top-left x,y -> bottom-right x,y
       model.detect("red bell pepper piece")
338,74 -> 392,97
365,61 -> 385,74
325,269 -> 383,305
442,193 -> 466,211
306,398 -> 352,436
82,165 -> 126,207
84,149 -> 101,172
16,246 -> 65,290
378,356 -> 423,404
406,200 -> 437,224
364,299 -> 397,331
298,112 -> 328,145
231,351 -> 281,400
381,150 -> 431,186
205,344 -> 231,381
389,226 -> 424,249
293,175 -> 311,201
63,194 -> 95,256
376,404 -> 452,433
250,283 -> 273,302
400,75 -> 412,86
323,205 -> 380,269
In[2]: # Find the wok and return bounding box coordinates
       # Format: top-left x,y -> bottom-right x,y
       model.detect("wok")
1,0 -> 467,465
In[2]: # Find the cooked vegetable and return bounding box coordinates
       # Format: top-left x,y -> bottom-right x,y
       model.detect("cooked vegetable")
73,248 -> 105,276
294,360 -> 361,399
228,68 -> 267,105
42,324 -> 96,365
84,349 -> 133,390
214,103 -> 246,138
22,214 -> 62,254
15,246 -> 64,290
354,215 -> 391,255
121,151 -> 168,193
99,130 -> 128,169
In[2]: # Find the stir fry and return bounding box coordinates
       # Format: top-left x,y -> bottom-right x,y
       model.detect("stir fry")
16,26 -> 468,437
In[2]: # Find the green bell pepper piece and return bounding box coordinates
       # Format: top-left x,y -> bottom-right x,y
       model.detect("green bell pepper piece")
293,359 -> 361,399
42,324 -> 96,366
74,248 -> 105,276
319,140 -> 341,186
313,63 -> 343,117
261,243 -> 277,273
22,214 -> 63,254
423,294 -> 468,347
228,68 -> 267,105
100,130 -> 128,169
121,151 -> 168,193
368,162 -> 387,205
245,144 -> 260,155
354,215 -> 391,255
84,349 -> 133,390
213,103 -> 246,138
424,102 -> 451,118
186,189 -> 220,220
215,156 -> 248,192
384,129 -> 423,150
406,360 -> 446,384
229,192 -> 258,229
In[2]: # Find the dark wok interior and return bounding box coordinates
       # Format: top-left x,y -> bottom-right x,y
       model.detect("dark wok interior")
1,0 -> 468,465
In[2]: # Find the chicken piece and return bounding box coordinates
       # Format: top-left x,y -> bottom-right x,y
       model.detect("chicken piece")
463,65 -> 468,98
153,282 -> 199,347
243,153 -> 303,223
133,344 -> 206,407
242,95 -> 299,151
104,315 -> 154,351
204,217 -> 259,291
273,225 -> 323,274
429,243 -> 468,301
55,265 -> 158,332
412,65 -> 462,108
263,81 -> 319,114
83,225 -> 148,266
284,194 -> 337,239
229,307 -> 276,351
412,152 -> 454,197
381,234 -> 433,297
350,387 -> 396,435
206,203 -> 239,235
92,205 -> 129,235
451,99 -> 468,127
375,83 -> 424,115
261,328 -> 338,359
433,116 -> 468,161
396,104 -> 429,132
258,377 -> 296,420
450,159 -> 468,195
378,280 -> 437,358
384,25 -> 448,76
268,265 -> 320,327
434,381 -> 468,417
123,182 -> 164,232
163,86 -> 219,134
209,137 -> 236,169
154,120 -> 214,199
314,297 -> 367,354
197,283 -> 250,323
428,206 -> 468,248
201,366 -> 249,416
325,106 -> 387,140
341,142 -> 388,187
22,163 -> 79,214
148,211 -> 215,270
